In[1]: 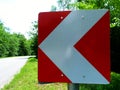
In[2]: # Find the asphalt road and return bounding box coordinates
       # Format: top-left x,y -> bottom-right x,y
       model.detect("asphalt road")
0,56 -> 30,89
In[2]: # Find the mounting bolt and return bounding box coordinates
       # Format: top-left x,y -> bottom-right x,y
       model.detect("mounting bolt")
83,75 -> 86,78
61,74 -> 64,77
61,16 -> 63,19
81,15 -> 85,19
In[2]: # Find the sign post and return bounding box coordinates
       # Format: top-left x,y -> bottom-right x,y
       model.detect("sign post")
68,83 -> 79,90
38,10 -> 110,85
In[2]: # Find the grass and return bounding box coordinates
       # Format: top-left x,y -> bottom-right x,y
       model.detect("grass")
1,57 -> 38,90
1,57 -> 120,90
1,58 -> 67,90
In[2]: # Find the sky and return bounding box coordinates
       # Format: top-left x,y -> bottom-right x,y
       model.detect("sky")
0,0 -> 57,38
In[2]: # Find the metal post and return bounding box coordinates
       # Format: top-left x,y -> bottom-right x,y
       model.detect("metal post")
77,0 -> 81,2
68,83 -> 79,90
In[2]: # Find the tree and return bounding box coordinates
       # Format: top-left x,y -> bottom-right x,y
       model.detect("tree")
7,33 -> 19,56
29,21 -> 38,58
0,21 -> 9,57
51,0 -> 74,11
0,20 -> 31,57
16,33 -> 30,56
51,5 -> 57,11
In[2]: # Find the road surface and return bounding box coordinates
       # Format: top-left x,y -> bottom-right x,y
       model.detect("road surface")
0,56 -> 30,89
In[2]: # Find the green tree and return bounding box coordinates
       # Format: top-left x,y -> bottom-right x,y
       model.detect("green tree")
16,33 -> 30,56
51,5 -> 57,11
0,21 -> 9,57
51,0 -> 74,11
29,21 -> 38,58
0,20 -> 31,57
6,33 -> 19,56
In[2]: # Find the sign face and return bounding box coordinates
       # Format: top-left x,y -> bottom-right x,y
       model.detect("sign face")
38,10 -> 110,84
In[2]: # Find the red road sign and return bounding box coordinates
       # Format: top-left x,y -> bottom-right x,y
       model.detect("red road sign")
38,10 -> 110,84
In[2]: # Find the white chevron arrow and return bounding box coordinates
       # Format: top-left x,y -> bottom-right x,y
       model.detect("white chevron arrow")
39,10 -> 109,84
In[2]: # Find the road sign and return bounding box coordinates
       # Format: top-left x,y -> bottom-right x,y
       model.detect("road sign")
38,10 -> 110,84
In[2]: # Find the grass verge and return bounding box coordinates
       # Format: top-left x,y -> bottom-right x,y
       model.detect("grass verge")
1,57 -> 120,90
1,58 -> 67,90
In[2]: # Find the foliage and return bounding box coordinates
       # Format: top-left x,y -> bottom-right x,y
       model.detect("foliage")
51,0 -> 74,11
57,0 -> 72,10
0,21 -> 31,57
51,5 -> 57,11
0,21 -> 10,57
16,34 -> 30,56
107,0 -> 120,25
7,34 -> 19,56
111,27 -> 120,53
70,1 -> 96,9
111,26 -> 120,73
111,17 -> 120,27
29,21 -> 38,58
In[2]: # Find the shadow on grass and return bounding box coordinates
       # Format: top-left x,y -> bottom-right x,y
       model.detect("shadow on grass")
28,57 -> 38,62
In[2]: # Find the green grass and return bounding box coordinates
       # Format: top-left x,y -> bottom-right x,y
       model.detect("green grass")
1,58 -> 120,90
1,58 -> 67,90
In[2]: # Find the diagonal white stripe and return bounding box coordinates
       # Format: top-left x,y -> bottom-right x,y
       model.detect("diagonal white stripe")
39,10 -> 109,84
